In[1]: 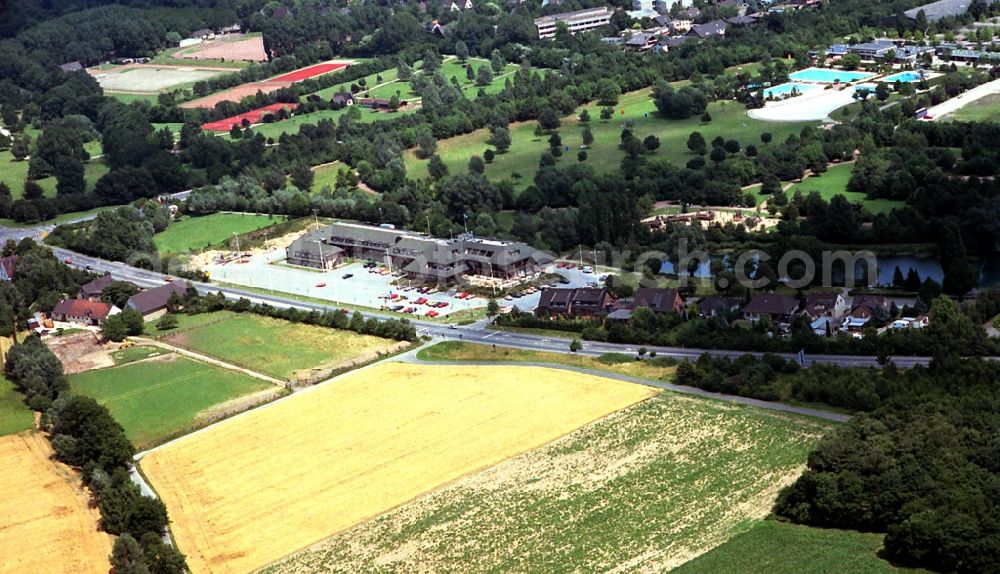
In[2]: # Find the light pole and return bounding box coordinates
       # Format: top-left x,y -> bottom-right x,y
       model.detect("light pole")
232,232 -> 242,258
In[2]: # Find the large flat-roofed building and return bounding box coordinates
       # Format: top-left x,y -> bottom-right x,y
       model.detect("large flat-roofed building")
285,222 -> 553,284
534,7 -> 612,39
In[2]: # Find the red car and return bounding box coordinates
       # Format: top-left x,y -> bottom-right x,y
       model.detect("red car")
425,310 -> 439,317
436,301 -> 449,308
414,297 -> 427,305
316,282 -> 326,288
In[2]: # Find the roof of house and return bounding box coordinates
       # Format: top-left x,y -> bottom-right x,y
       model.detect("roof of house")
572,288 -> 609,305
0,255 -> 16,278
726,15 -> 757,25
625,32 -> 657,46
53,299 -> 115,320
697,296 -> 740,314
331,91 -> 354,102
59,61 -> 83,73
191,28 -> 214,38
127,281 -> 188,315
78,274 -> 116,298
688,20 -> 727,38
534,7 -> 612,26
742,293 -> 799,316
664,36 -> 692,47
607,308 -> 633,320
634,287 -> 682,312
852,294 -> 888,311
538,287 -> 576,308
803,291 -> 841,316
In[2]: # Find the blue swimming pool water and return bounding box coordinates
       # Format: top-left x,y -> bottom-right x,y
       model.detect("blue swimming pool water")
763,82 -> 820,98
789,67 -> 875,83
882,71 -> 924,83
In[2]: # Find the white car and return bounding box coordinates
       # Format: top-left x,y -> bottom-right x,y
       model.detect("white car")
582,266 -> 594,274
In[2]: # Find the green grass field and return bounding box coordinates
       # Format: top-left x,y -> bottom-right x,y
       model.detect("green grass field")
111,345 -> 168,366
311,161 -> 349,191
786,162 -> 903,214
0,151 -> 108,200
947,93 -> 1000,122
154,213 -> 286,254
404,88 -> 815,193
263,389 -> 833,573
162,312 -> 400,379
223,105 -> 419,141
107,93 -> 161,104
69,354 -> 273,449
144,310 -> 236,337
0,376 -> 33,437
673,520 -> 930,573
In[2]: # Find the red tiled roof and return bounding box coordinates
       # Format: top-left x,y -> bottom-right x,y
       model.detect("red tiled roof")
52,299 -> 115,320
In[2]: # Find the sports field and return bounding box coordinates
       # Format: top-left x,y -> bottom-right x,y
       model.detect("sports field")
154,212 -> 285,254
172,33 -> 267,64
0,433 -> 114,574
69,354 -> 275,449
270,62 -> 351,83
0,376 -> 32,436
673,520 -> 930,573
180,81 -> 293,109
786,162 -> 903,214
262,382 -> 832,574
141,363 -> 656,574
403,87 -> 815,193
94,65 -> 227,93
162,312 -> 401,379
200,103 -> 298,131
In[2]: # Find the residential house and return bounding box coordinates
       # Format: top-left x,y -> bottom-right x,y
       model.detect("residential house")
719,0 -> 749,15
535,287 -> 615,318
359,98 -> 406,109
681,6 -> 702,19
59,61 -> 83,73
802,291 -> 847,320
697,296 -> 741,317
852,294 -> 889,313
840,295 -> 889,334
633,287 -> 685,314
534,7 -> 612,39
51,299 -> 120,326
0,255 -> 15,281
190,28 -> 214,39
810,316 -> 834,337
741,293 -> 799,324
77,275 -> 116,301
126,281 -> 188,320
686,20 -> 727,39
331,92 -> 355,107
624,32 -> 660,51
725,15 -> 757,26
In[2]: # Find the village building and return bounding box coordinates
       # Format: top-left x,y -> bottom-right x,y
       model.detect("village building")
285,222 -> 552,284
742,293 -> 799,324
534,7 -> 612,39
51,299 -> 120,326
535,287 -> 615,318
126,281 -> 188,320
77,275 -> 116,301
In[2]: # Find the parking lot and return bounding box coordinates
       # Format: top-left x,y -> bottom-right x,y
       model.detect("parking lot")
204,249 -> 604,317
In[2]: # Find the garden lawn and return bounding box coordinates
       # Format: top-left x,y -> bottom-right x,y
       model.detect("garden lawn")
404,89 -> 815,193
311,161 -> 350,191
787,163 -> 903,214
0,376 -> 33,436
69,354 -> 273,449
224,106 -> 418,141
947,92 -> 1000,122
0,151 -> 108,200
154,213 -> 286,254
162,312 -> 400,379
673,520 -> 931,573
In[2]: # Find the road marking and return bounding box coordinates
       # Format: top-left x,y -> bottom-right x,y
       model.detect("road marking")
482,331 -> 500,339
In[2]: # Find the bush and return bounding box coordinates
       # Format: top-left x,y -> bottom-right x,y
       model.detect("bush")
156,313 -> 178,330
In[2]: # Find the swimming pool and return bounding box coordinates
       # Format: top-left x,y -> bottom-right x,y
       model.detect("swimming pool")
882,71 -> 925,83
789,67 -> 875,83
763,82 -> 820,99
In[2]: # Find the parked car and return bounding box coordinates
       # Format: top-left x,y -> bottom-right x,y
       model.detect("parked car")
425,310 -> 439,317
342,273 -> 353,279
316,282 -> 326,288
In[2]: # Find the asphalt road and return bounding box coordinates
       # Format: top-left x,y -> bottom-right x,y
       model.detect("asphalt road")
38,244 -> 934,369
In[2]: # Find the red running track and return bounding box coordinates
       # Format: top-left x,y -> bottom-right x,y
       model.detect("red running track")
201,103 -> 298,131
269,62 -> 350,83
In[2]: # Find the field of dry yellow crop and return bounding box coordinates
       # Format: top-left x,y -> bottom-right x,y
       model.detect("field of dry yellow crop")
0,433 -> 113,574
140,362 -> 656,574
